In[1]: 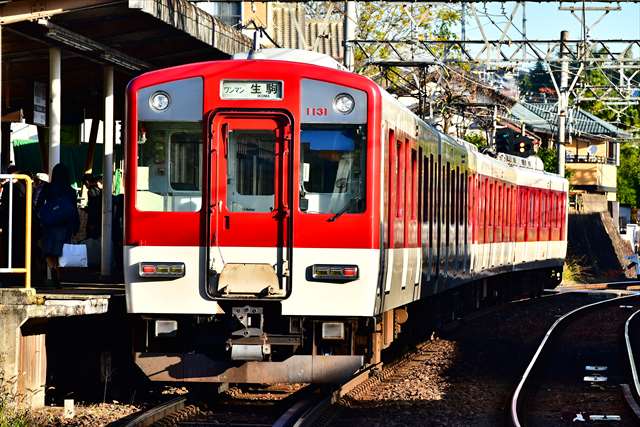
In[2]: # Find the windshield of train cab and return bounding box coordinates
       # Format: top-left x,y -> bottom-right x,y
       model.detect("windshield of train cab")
299,124 -> 366,215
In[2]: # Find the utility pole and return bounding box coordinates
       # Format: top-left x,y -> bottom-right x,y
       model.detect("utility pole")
343,1 -> 357,71
557,30 -> 569,176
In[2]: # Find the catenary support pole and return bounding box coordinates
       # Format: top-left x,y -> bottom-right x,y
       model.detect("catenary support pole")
343,1 -> 357,71
101,65 -> 113,277
557,30 -> 569,176
49,47 -> 61,175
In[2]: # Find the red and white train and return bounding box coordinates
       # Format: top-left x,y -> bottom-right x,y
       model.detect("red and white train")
124,49 -> 568,384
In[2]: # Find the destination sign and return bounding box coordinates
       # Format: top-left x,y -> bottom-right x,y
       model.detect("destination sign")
221,80 -> 283,100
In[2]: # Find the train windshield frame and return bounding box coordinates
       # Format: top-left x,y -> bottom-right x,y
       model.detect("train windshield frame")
299,124 -> 366,215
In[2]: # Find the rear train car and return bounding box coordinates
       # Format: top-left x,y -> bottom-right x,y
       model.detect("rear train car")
124,50 -> 567,384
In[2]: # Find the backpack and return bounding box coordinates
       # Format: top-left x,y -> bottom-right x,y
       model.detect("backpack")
39,193 -> 76,227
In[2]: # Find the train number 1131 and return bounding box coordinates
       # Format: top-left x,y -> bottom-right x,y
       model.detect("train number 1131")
306,107 -> 328,116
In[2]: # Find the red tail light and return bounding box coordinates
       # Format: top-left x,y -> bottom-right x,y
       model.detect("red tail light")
139,262 -> 185,278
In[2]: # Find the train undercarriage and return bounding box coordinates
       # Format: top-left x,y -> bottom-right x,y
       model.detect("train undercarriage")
132,267 -> 561,384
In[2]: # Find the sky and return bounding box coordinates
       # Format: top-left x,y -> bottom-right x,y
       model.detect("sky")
459,1 -> 640,42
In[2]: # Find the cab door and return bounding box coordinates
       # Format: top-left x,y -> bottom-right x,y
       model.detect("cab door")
208,112 -> 292,299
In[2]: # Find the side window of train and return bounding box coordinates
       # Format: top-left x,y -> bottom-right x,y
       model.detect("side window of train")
137,121 -> 203,212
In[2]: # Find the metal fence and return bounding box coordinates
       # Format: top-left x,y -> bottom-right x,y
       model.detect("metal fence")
0,174 -> 32,289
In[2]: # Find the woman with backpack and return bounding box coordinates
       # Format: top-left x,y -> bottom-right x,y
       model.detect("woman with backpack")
37,163 -> 79,283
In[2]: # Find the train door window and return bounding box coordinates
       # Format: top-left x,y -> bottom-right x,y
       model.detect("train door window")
429,155 -> 435,244
509,186 -> 514,240
450,167 -> 456,226
397,140 -> 405,219
460,170 -> 466,226
521,189 -> 528,228
528,190 -> 534,227
421,154 -> 429,224
467,175 -> 473,232
540,191 -> 547,227
300,125 -> 366,214
436,155 -> 442,229
511,185 -> 517,237
548,192 -> 553,229
137,121 -> 203,212
411,148 -> 418,221
487,181 -> 495,232
443,165 -> 448,227
479,177 -> 486,242
387,129 -> 396,246
227,130 -> 276,212
497,184 -> 502,231
503,186 -> 509,240
560,193 -> 566,237
552,192 -> 558,230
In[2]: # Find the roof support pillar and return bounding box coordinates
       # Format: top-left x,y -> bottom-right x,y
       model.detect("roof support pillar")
101,65 -> 113,277
48,47 -> 61,175
0,24 -> 7,172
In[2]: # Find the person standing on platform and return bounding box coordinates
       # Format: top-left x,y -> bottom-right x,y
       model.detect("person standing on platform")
37,163 -> 79,284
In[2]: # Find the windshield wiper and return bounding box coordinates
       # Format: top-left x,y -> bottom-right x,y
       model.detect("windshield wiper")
328,196 -> 360,222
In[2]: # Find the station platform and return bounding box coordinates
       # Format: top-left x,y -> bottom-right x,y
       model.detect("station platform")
0,284 -> 124,407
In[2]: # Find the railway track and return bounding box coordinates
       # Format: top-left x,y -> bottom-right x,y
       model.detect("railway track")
511,293 -> 640,426
116,290 -> 637,427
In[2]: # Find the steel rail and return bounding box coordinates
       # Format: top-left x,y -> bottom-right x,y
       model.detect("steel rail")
274,363 -> 381,427
510,292 -> 639,427
625,309 -> 640,407
121,396 -> 186,427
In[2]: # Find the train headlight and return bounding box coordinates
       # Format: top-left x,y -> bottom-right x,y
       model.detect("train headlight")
311,264 -> 358,281
149,91 -> 170,112
333,93 -> 355,114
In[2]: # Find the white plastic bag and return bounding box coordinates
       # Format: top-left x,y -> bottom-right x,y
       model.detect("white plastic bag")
59,243 -> 88,268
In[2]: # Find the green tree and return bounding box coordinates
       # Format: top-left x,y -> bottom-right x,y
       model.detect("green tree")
617,142 -> 640,206
536,146 -> 557,174
520,61 -> 556,99
463,133 -> 488,150
355,3 -> 460,73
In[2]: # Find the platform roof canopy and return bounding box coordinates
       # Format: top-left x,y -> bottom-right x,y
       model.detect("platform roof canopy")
1,0 -> 252,124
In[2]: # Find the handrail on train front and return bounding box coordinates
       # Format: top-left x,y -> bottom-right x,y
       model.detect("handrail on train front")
0,174 -> 32,289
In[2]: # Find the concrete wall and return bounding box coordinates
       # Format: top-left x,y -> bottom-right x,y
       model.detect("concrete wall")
0,289 -> 108,408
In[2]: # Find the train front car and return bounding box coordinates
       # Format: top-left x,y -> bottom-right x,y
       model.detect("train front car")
124,52 -> 382,383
